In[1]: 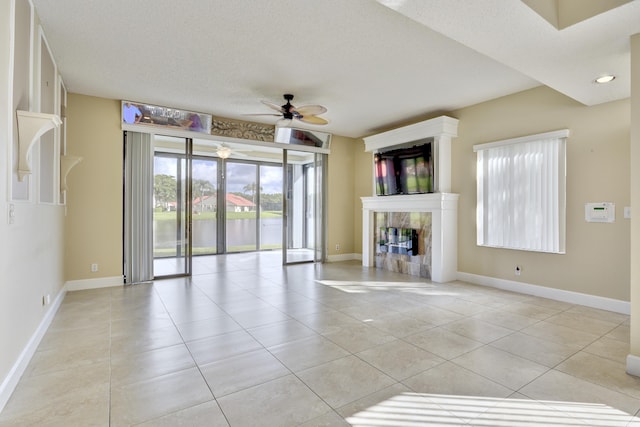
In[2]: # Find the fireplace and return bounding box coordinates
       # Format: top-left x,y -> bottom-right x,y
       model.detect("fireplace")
362,193 -> 458,282
361,116 -> 459,283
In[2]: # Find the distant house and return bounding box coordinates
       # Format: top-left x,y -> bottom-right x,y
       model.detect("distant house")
164,193 -> 255,213
226,193 -> 255,212
193,195 -> 216,212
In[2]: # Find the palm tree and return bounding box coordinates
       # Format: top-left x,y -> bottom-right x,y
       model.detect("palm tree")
193,179 -> 216,213
242,182 -> 262,205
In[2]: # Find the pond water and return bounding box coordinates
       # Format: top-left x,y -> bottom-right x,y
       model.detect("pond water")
154,217 -> 282,252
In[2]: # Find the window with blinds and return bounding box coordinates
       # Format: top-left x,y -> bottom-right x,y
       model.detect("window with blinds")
474,130 -> 568,254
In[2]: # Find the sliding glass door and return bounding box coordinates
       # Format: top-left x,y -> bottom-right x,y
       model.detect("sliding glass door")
283,150 -> 325,264
225,162 -> 258,252
140,136 -> 325,278
152,136 -> 192,278
223,160 -> 284,253
192,157 -> 218,256
260,164 -> 283,251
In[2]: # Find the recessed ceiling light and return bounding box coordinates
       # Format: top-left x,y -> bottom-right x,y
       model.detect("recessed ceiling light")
595,75 -> 615,84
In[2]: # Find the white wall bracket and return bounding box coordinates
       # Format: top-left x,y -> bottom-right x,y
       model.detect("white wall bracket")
16,110 -> 62,181
60,155 -> 83,191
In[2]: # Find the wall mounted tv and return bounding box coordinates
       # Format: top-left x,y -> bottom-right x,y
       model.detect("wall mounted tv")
374,142 -> 433,196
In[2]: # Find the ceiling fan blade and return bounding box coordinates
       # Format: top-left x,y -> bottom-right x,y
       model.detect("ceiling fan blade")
297,115 -> 328,125
261,100 -> 284,113
243,113 -> 282,117
293,105 -> 327,116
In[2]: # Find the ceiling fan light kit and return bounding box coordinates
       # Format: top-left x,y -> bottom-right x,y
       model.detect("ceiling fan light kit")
216,144 -> 232,159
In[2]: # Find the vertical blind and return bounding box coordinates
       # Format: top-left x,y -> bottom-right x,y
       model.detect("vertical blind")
474,130 -> 568,254
124,131 -> 154,283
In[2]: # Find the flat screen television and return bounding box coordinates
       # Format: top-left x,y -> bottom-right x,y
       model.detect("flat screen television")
374,143 -> 433,196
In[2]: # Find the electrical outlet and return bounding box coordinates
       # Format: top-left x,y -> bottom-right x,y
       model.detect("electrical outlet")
335,244 -> 340,251
515,265 -> 522,276
91,263 -> 98,272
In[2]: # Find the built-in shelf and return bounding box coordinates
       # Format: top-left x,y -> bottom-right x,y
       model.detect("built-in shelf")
60,155 -> 83,191
16,110 -> 62,181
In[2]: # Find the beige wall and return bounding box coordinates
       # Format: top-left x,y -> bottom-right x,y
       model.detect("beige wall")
452,86 -> 630,301
351,85 -> 631,302
64,95 -> 362,270
352,142 -> 373,254
65,86 -> 632,303
65,95 -> 123,281
630,33 -> 640,357
326,135 -> 357,256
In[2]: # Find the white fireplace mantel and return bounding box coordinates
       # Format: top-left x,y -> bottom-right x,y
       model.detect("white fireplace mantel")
362,116 -> 460,283
363,115 -> 458,193
362,193 -> 458,283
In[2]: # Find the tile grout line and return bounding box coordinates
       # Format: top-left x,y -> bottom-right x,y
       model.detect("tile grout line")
151,278 -> 234,427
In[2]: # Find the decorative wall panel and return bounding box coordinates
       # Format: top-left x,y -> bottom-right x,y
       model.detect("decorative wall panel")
210,116 -> 274,142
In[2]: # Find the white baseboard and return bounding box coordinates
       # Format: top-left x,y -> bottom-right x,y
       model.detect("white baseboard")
0,287 -> 65,413
327,253 -> 361,262
65,275 -> 124,292
457,271 -> 630,315
627,354 -> 640,377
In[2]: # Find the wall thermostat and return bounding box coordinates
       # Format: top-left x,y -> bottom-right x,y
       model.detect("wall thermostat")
585,202 -> 615,223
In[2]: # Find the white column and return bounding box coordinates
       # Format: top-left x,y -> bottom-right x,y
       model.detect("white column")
434,135 -> 452,193
362,207 -> 374,267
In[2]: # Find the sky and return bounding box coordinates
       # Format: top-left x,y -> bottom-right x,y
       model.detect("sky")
154,157 -> 283,194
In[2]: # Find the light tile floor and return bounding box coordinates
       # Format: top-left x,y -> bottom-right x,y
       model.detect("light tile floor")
1,253 -> 639,426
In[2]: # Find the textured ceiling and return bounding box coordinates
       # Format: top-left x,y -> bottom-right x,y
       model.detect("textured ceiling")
30,0 -> 640,138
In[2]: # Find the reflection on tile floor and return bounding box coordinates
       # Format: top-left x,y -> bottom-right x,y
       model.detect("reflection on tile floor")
1,253 -> 639,426
154,250 -> 316,277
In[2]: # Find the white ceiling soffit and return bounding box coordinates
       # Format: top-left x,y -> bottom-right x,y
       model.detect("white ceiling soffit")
30,0 -> 541,138
377,0 -> 640,106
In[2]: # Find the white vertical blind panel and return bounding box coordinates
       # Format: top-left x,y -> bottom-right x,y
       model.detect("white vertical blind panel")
124,132 -> 154,283
477,136 -> 565,253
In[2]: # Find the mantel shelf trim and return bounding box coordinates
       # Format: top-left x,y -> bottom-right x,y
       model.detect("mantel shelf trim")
363,116 -> 459,153
16,110 -> 62,181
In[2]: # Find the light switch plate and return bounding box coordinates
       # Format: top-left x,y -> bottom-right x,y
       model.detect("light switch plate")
8,204 -> 15,224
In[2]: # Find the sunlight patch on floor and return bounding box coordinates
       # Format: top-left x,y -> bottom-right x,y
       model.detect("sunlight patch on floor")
315,279 -> 458,296
346,393 -> 640,426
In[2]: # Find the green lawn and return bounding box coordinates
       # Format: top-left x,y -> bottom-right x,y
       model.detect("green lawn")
154,243 -> 282,257
154,211 -> 282,221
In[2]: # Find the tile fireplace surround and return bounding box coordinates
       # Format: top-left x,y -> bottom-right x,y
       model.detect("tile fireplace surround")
362,116 -> 459,283
361,193 -> 458,282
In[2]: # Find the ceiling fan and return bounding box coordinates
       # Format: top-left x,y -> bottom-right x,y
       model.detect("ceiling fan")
248,94 -> 328,126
